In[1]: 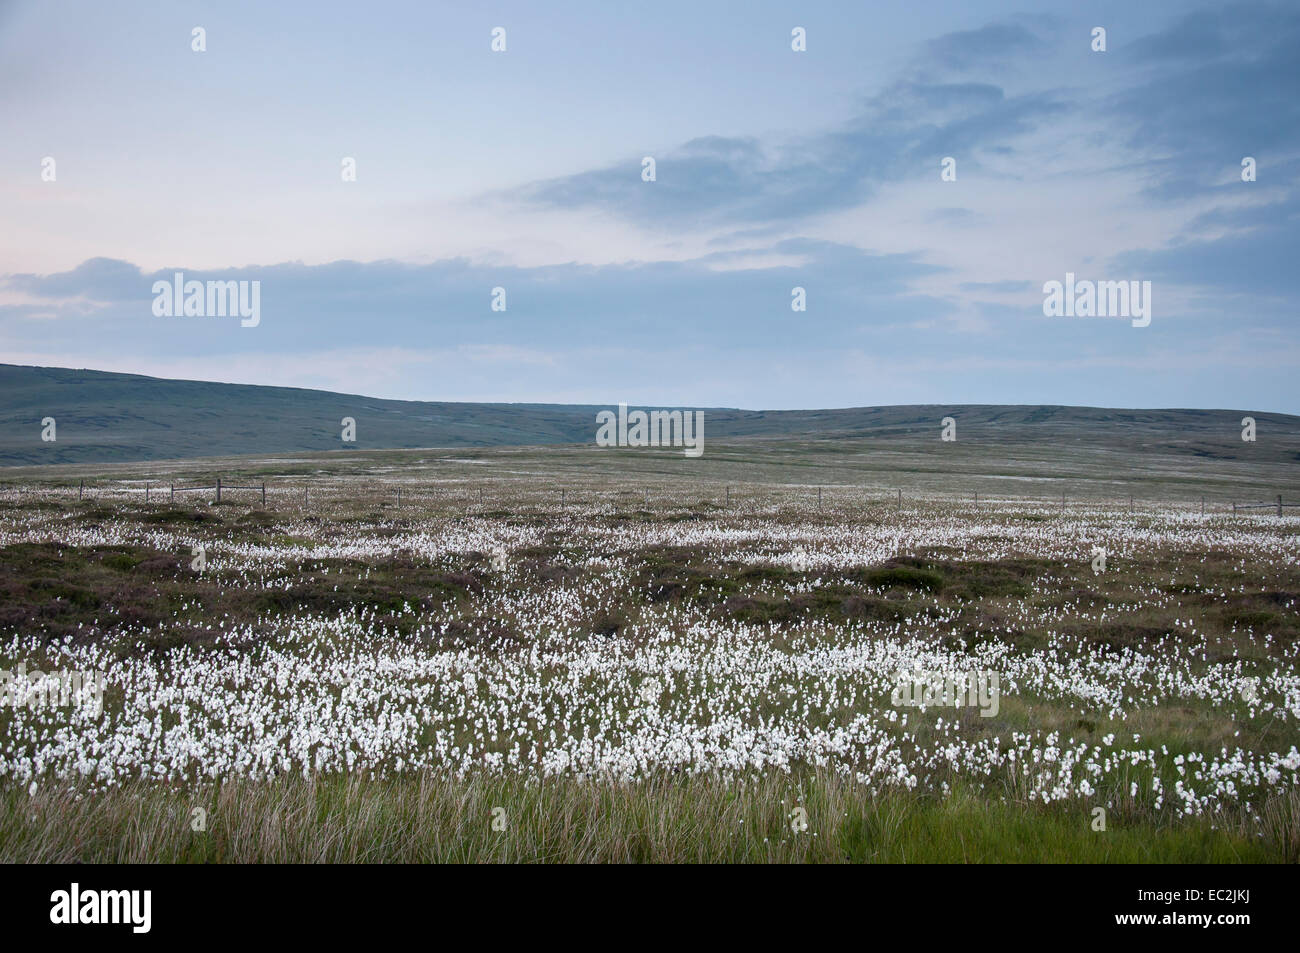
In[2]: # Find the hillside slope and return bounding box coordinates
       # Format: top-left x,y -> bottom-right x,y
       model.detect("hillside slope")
2,364 -> 1297,466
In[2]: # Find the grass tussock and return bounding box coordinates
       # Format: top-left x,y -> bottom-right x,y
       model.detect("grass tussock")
3,770 -> 1293,864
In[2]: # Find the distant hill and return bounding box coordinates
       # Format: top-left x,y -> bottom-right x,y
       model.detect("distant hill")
2,363 -> 1297,466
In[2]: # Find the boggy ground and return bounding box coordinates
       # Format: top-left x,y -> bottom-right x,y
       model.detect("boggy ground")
0,479 -> 1298,862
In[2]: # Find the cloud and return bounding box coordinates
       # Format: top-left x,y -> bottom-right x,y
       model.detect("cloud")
1108,3 -> 1300,198
5,257 -> 146,301
1113,194 -> 1299,300
0,241 -> 949,364
959,280 -> 1035,294
922,21 -> 1049,71
512,76 -> 1069,228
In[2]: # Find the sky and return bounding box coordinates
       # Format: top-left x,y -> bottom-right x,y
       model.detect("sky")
1,0 -> 1297,411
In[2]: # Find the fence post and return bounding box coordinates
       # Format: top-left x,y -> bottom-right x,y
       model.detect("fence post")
1061,491 -> 1065,513
1233,502 -> 1237,515
262,482 -> 266,506
897,489 -> 901,512
170,483 -> 174,503
78,479 -> 83,501
561,489 -> 565,508
145,481 -> 150,502
396,487 -> 401,506
1279,494 -> 1284,518
1129,494 -> 1133,514
304,486 -> 308,506
215,477 -> 221,503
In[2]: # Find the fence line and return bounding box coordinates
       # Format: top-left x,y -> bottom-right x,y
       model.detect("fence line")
167,476 -> 266,504
18,479 -> 1300,517
1232,494 -> 1299,516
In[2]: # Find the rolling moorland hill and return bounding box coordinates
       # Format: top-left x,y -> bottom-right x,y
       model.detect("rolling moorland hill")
2,363 -> 1299,468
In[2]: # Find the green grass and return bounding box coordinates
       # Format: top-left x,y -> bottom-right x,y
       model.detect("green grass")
4,770 -> 1292,863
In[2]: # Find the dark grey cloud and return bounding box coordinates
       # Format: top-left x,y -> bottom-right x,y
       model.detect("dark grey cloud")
505,13 -> 1080,229
1114,194 -> 1299,299
7,257 -> 146,301
0,241 -> 950,361
1109,3 -> 1300,200
513,79 -> 1068,228
923,21 -> 1048,71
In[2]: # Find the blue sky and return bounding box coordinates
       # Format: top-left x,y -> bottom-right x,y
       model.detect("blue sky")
1,0 -> 1297,411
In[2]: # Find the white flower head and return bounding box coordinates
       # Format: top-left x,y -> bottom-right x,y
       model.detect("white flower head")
1239,677 -> 1259,704
638,678 -> 662,705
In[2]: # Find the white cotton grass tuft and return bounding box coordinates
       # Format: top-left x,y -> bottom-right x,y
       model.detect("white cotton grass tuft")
0,482 -> 1295,823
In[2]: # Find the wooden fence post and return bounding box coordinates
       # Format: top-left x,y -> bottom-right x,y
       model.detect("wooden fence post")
170,483 -> 174,503
262,482 -> 266,506
897,489 -> 901,512
145,481 -> 150,502
78,479 -> 83,501
817,487 -> 822,509
561,489 -> 565,507
1279,494 -> 1284,518
304,486 -> 308,506
215,477 -> 221,503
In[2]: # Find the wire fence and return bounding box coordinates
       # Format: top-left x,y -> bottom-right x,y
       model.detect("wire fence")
1232,495 -> 1300,516
15,478 -> 1300,518
167,477 -> 265,503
